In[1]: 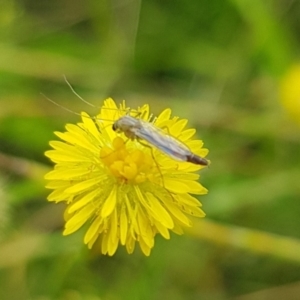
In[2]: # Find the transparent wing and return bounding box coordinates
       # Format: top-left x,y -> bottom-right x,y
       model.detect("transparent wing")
135,120 -> 191,161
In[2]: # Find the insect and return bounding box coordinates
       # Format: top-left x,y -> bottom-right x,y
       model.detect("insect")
42,78 -> 209,166
112,115 -> 209,166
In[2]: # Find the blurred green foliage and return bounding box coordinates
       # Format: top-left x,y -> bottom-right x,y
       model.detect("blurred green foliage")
1,0 -> 300,299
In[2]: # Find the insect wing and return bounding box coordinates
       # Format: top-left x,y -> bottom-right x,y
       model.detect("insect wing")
136,121 -> 190,162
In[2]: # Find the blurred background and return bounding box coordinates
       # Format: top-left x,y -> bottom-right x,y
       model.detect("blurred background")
1,0 -> 300,299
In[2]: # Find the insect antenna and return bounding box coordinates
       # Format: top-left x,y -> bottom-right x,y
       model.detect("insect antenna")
41,93 -> 84,118
41,93 -> 114,123
63,75 -> 138,117
42,76 -> 145,122
63,75 -> 97,108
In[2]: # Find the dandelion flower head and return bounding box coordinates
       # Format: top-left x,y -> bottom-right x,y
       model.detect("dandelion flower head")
45,98 -> 209,256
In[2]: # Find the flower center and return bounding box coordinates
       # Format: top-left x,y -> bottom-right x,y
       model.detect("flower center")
100,137 -> 158,184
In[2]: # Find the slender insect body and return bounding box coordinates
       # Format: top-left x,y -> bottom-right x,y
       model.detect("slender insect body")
112,115 -> 209,166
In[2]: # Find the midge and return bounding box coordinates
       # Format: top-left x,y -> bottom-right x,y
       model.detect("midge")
112,115 -> 209,166
42,80 -> 209,166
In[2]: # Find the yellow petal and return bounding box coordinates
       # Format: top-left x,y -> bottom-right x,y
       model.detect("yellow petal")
153,220 -> 170,239
156,108 -> 172,123
64,176 -> 105,194
169,119 -> 188,136
177,193 -> 202,207
44,168 -> 90,180
101,186 -> 117,218
64,204 -> 96,235
101,232 -> 109,254
45,150 -> 90,163
47,188 -> 71,202
179,128 -> 196,141
125,235 -> 136,254
107,210 -> 119,256
164,200 -> 192,227
164,178 -> 207,195
145,193 -> 174,228
120,208 -> 128,245
45,180 -> 68,189
81,112 -> 102,142
68,188 -> 101,213
139,238 -> 151,256
65,124 -> 97,151
84,214 -> 103,244
137,208 -> 154,248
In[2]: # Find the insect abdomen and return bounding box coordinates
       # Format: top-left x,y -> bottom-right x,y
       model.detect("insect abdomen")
186,154 -> 209,166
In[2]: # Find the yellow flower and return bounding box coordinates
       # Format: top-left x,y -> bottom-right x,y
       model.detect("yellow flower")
44,98 -> 209,256
279,64 -> 300,125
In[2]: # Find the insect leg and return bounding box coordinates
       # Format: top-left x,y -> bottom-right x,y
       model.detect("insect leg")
137,139 -> 166,186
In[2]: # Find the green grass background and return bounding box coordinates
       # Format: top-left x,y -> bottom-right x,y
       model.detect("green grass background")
1,0 -> 300,299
